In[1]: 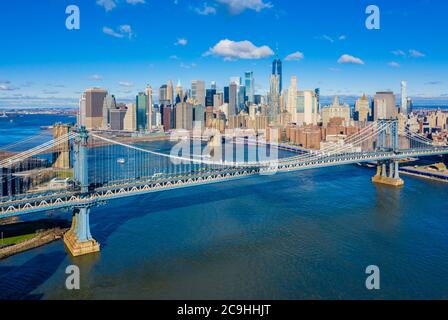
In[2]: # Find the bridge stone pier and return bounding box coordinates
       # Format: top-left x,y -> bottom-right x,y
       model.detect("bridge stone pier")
64,206 -> 100,256
63,126 -> 100,257
372,160 -> 404,187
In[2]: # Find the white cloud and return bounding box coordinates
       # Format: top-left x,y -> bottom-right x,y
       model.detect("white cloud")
169,55 -> 180,60
285,51 -> 304,61
409,49 -> 425,58
205,39 -> 274,60
126,0 -> 145,4
216,0 -> 273,15
392,49 -> 406,57
0,84 -> 18,91
103,25 -> 134,39
339,35 -> 347,40
195,3 -> 217,15
175,38 -> 188,46
119,81 -> 134,87
388,61 -> 400,68
180,62 -> 197,69
96,0 -> 117,11
89,74 -> 103,81
337,54 -> 365,65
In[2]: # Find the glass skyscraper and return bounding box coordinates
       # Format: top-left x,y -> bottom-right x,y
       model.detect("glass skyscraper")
244,71 -> 254,104
272,59 -> 282,92
136,92 -> 147,131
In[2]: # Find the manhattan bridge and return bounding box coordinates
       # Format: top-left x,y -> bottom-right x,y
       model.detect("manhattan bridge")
0,119 -> 447,256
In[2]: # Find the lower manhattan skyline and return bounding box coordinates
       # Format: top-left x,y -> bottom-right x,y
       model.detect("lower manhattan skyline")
2,0 -> 448,309
0,0 -> 447,108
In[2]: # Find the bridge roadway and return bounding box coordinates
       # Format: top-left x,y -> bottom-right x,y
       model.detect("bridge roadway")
1,147 -> 448,218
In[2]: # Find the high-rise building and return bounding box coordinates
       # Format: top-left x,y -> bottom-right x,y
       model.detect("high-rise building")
176,80 -> 183,104
206,88 -> 217,107
374,92 -> 397,120
229,82 -> 238,117
145,86 -> 153,131
297,90 -> 318,125
321,96 -> 351,127
287,76 -> 298,118
123,103 -> 136,131
78,88 -> 108,130
268,74 -> 280,122
355,94 -> 371,122
272,59 -> 283,92
102,93 -> 117,129
175,102 -> 194,130
213,93 -> 224,109
238,85 -> 246,111
401,81 -> 408,115
191,80 -> 206,106
136,92 -> 147,131
109,108 -> 127,131
167,80 -> 174,105
159,85 -> 168,103
211,81 -> 217,90
224,86 -> 230,103
245,71 -> 255,104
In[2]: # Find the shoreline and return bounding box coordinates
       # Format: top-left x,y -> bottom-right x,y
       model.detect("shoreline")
0,227 -> 68,260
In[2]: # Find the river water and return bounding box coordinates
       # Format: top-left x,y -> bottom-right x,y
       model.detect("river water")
0,114 -> 447,300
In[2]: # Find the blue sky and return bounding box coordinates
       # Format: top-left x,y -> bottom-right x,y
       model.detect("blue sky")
0,0 -> 447,107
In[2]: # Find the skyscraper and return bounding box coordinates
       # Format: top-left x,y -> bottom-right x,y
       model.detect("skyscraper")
175,102 -> 194,130
287,76 -> 298,118
229,82 -> 238,117
401,81 -> 408,115
159,85 -> 168,103
191,80 -> 206,106
146,86 -> 153,131
102,93 -> 117,129
245,71 -> 255,104
206,88 -> 217,107
268,74 -> 280,122
272,59 -> 283,92
176,80 -> 183,104
136,92 -> 147,131
167,80 -> 174,105
78,88 -> 108,130
123,103 -> 136,131
224,86 -> 230,104
374,92 -> 397,120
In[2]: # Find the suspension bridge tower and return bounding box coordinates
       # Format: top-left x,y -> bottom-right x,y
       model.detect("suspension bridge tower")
64,126 -> 100,257
372,119 -> 404,187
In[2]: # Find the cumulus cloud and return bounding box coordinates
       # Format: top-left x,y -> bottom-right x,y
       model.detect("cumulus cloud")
392,49 -> 406,57
195,3 -> 217,15
205,39 -> 274,60
96,0 -> 117,11
175,38 -> 188,46
337,54 -> 365,65
103,25 -> 134,39
409,49 -> 425,58
392,49 -> 425,58
126,0 -> 145,4
119,81 -> 134,87
97,0 -> 145,11
285,51 -> 304,61
216,0 -> 273,15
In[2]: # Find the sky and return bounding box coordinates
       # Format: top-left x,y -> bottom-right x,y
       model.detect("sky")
0,0 -> 447,108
